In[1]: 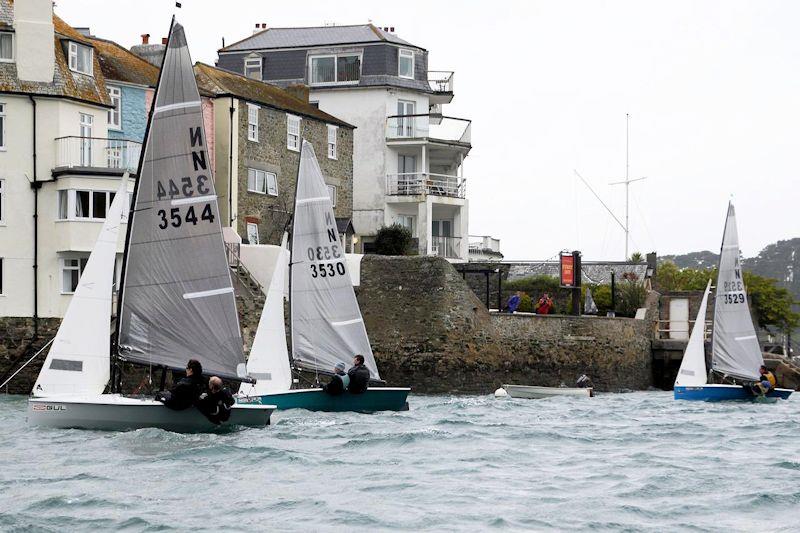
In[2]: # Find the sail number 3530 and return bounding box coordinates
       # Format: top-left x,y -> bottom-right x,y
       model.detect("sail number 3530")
307,246 -> 345,278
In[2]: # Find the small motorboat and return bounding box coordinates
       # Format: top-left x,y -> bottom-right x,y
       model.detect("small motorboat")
500,384 -> 593,399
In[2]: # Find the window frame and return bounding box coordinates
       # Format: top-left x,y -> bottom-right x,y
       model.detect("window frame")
327,184 -> 337,207
327,125 -> 338,160
60,256 -> 89,294
398,48 -> 415,79
0,179 -> 4,225
308,52 -> 362,86
247,168 -> 278,197
57,189 -> 116,221
286,114 -> 300,151
68,41 -> 93,76
0,32 -> 13,63
0,102 -> 5,150
107,86 -> 121,130
246,222 -> 260,245
247,103 -> 259,142
244,56 -> 262,80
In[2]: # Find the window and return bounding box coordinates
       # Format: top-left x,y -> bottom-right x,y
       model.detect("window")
0,179 -> 4,224
0,103 -> 5,150
396,100 -> 415,137
58,189 -> 116,220
107,86 -> 121,129
79,113 -> 93,166
246,223 -> 259,245
0,257 -> 3,295
309,53 -> 361,85
287,114 -> 300,151
247,168 -> 277,196
398,49 -> 414,79
397,215 -> 415,234
327,184 -> 337,207
327,125 -> 338,159
61,256 -> 89,294
247,103 -> 259,142
244,56 -> 262,80
68,41 -> 93,75
0,33 -> 13,62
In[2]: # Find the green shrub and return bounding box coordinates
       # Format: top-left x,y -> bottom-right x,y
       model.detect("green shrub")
373,224 -> 413,256
518,293 -> 533,312
616,280 -> 647,317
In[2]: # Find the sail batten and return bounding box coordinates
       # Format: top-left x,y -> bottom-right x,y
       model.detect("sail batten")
290,141 -> 381,379
117,22 -> 246,381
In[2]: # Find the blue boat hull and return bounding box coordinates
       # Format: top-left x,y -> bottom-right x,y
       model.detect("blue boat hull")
674,384 -> 793,401
238,387 -> 410,412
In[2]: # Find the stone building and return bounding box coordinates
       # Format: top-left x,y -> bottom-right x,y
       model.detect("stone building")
217,24 -> 472,261
193,63 -> 356,248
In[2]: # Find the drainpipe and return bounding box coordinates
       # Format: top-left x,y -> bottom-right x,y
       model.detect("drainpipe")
28,96 -> 40,338
228,98 -> 235,229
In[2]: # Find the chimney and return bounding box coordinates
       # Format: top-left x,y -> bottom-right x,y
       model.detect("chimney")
141,33 -> 150,45
13,0 -> 55,83
161,37 -> 168,45
285,84 -> 310,104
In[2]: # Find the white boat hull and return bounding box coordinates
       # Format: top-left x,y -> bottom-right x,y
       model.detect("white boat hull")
503,384 -> 594,399
27,395 -> 275,432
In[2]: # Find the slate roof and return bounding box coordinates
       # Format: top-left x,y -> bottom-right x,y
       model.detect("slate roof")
89,36 -> 159,87
0,0 -> 13,28
194,63 -> 354,128
0,8 -> 110,107
220,24 -> 419,53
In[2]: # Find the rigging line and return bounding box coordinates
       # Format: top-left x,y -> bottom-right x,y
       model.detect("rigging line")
0,337 -> 55,390
573,170 -> 626,233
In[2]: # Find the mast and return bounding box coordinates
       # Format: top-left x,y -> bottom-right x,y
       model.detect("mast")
287,135 -> 304,381
113,16 -> 175,392
609,114 -> 646,260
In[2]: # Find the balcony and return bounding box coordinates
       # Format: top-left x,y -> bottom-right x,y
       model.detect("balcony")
54,136 -> 142,175
386,173 -> 466,199
427,71 -> 454,104
432,236 -> 461,259
386,114 -> 471,146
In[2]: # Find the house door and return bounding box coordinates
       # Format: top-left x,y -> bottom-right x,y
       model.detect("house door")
398,154 -> 417,193
669,298 -> 689,340
79,113 -> 93,166
432,219 -> 454,257
397,100 -> 415,137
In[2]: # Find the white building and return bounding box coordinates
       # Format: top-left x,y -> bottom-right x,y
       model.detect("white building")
0,0 -> 136,319
468,235 -> 503,262
217,24 -> 472,261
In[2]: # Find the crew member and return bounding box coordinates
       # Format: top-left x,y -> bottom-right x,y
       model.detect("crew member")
754,365 -> 777,395
155,359 -> 205,410
323,362 -> 350,396
196,376 -> 235,424
347,355 -> 371,394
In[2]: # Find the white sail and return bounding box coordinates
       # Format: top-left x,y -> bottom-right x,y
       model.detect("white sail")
290,141 -> 380,379
674,280 -> 712,387
33,178 -> 127,397
239,237 -> 292,396
710,203 -> 762,380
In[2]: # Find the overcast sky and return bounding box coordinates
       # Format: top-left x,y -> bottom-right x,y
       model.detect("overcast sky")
56,0 -> 800,261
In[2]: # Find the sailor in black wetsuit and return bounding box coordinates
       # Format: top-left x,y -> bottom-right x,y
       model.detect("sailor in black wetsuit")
196,376 -> 235,424
155,359 -> 205,410
347,354 -> 371,394
323,362 -> 350,396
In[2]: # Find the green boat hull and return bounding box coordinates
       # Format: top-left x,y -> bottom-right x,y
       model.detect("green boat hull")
238,387 -> 410,413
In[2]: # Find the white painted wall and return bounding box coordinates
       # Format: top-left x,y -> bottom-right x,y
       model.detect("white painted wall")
13,0 -> 54,83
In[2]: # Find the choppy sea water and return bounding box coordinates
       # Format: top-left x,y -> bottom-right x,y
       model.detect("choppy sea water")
1,392 -> 799,532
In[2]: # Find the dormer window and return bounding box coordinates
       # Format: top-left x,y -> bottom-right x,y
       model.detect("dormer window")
68,41 -> 93,75
398,49 -> 414,79
309,53 -> 361,85
0,33 -> 13,62
244,56 -> 262,80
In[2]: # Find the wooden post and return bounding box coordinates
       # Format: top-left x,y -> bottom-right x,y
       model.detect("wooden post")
571,250 -> 581,316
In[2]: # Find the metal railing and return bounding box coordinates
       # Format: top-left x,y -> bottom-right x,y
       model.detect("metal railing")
469,236 -> 501,253
656,319 -> 712,340
386,172 -> 466,198
427,70 -> 454,93
432,236 -> 461,259
224,241 -> 263,298
54,136 -> 142,172
386,114 -> 471,144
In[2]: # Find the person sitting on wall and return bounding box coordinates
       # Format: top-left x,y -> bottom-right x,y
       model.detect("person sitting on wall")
506,292 -> 522,314
347,355 -> 371,394
196,376 -> 235,424
155,359 -> 206,410
322,362 -> 350,396
752,365 -> 776,396
536,293 -> 554,315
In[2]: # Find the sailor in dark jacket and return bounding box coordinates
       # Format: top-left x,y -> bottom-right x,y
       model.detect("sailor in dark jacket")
347,355 -> 371,394
155,359 -> 205,410
323,362 -> 350,396
196,376 -> 235,424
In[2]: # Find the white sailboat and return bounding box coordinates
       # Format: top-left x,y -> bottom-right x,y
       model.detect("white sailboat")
674,202 -> 793,401
27,19 -> 274,430
238,141 -> 409,412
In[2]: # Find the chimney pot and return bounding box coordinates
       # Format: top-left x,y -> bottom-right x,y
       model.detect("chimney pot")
162,37 -> 168,45
141,33 -> 150,45
390,26 -> 395,32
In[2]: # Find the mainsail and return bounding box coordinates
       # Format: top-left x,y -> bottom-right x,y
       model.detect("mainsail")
290,141 -> 380,379
710,203 -> 762,380
34,179 -> 127,396
117,21 -> 246,380
674,280 -> 712,387
239,237 -> 292,396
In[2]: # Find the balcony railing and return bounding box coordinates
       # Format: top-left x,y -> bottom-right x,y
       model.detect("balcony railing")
432,236 -> 461,259
427,71 -> 454,93
386,114 -> 471,145
55,136 -> 142,173
469,236 -> 501,253
386,172 -> 466,199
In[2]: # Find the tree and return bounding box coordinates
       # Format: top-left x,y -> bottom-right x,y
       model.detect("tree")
629,251 -> 644,263
373,224 -> 413,256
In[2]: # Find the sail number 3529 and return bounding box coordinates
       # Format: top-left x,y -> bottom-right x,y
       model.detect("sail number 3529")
722,292 -> 745,304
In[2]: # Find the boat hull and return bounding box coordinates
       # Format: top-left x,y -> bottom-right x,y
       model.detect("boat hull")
239,387 -> 410,412
673,384 -> 793,401
27,395 -> 275,432
503,384 -> 593,399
